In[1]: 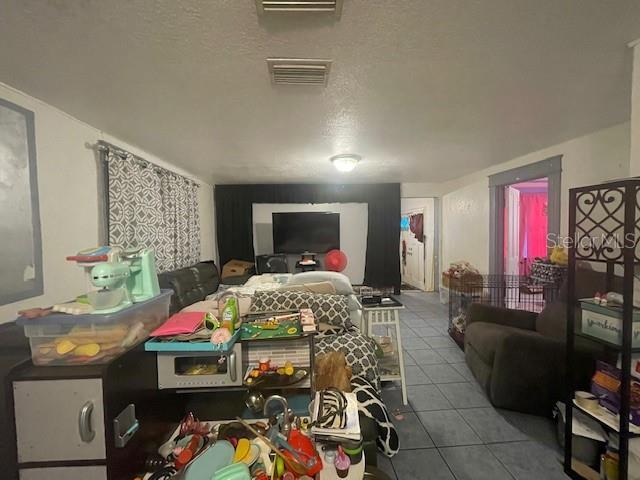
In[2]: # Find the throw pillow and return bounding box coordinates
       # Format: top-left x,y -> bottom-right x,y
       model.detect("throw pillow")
311,293 -> 351,329
250,290 -> 315,312
351,376 -> 399,457
315,331 -> 380,390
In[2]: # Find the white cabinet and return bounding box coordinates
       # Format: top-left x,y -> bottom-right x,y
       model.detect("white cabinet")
20,466 -> 107,480
14,379 -> 106,463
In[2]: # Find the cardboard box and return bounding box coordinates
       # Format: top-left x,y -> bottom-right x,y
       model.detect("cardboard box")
221,259 -> 255,280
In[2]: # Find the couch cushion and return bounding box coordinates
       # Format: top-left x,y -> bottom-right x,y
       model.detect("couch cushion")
287,271 -> 355,295
464,342 -> 492,394
158,261 -> 220,314
535,301 -> 566,340
465,322 -> 542,366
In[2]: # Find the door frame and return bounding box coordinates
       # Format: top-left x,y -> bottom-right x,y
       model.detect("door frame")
399,197 -> 439,291
488,155 -> 562,276
401,208 -> 426,290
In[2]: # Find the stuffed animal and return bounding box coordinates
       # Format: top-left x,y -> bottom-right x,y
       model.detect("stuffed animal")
314,351 -> 352,392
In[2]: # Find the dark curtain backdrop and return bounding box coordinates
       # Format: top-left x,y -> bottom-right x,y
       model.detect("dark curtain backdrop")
214,183 -> 401,289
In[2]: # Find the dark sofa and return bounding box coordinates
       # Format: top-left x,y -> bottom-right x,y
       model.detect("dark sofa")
464,268 -> 615,415
158,260 -> 220,314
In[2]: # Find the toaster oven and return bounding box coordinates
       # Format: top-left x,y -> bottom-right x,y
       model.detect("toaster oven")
156,343 -> 243,389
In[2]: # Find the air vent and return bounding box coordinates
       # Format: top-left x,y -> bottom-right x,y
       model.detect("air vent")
267,58 -> 332,86
255,0 -> 343,15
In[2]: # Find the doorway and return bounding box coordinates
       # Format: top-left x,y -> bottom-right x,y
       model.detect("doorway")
489,156 -> 562,277
400,198 -> 436,291
503,178 -> 549,276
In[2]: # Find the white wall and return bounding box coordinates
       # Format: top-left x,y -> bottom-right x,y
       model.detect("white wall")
441,122 -> 631,273
252,203 -> 368,284
0,82 -> 216,324
401,183 -> 445,198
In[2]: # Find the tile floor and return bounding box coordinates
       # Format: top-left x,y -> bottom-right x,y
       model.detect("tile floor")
375,291 -> 569,480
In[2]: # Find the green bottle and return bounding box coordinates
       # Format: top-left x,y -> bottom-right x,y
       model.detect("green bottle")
221,296 -> 238,333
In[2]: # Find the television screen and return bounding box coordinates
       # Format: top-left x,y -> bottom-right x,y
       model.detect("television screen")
272,212 -> 340,254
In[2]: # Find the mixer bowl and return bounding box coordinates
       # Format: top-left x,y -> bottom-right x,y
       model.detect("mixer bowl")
88,288 -> 127,311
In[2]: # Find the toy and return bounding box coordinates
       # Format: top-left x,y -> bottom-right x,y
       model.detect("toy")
179,441 -> 235,480
68,247 -> 160,314
222,296 -> 239,333
281,429 -> 322,476
259,358 -> 271,372
325,249 -> 348,272
66,246 -> 120,291
234,438 -> 251,463
334,447 -> 351,478
241,313 -> 302,340
174,434 -> 204,469
300,309 -> 317,333
549,245 -> 568,266
315,351 -> 352,393
211,327 -> 232,345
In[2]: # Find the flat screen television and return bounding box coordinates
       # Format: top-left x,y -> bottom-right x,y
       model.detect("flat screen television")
272,212 -> 340,254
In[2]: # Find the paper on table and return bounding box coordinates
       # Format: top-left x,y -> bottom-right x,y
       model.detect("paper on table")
150,311 -> 205,337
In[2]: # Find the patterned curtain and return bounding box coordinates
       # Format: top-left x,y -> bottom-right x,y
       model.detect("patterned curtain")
105,147 -> 200,272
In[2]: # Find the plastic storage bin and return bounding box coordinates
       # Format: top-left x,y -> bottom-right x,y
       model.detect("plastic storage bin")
16,290 -> 172,366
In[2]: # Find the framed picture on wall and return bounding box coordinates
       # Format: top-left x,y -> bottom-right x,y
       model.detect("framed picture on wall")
0,98 -> 43,305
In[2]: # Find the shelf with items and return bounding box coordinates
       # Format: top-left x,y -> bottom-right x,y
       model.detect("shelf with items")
571,400 -> 640,436
565,178 -> 640,480
378,356 -> 402,381
574,332 -> 640,353
361,297 -> 408,404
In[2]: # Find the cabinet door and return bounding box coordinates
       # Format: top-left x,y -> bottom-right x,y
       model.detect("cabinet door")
14,379 -> 106,462
20,466 -> 107,480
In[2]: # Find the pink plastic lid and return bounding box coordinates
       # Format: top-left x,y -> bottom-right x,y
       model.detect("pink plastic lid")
334,452 -> 351,470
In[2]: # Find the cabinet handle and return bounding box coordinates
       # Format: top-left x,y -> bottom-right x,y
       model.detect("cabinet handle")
229,351 -> 237,383
78,401 -> 96,443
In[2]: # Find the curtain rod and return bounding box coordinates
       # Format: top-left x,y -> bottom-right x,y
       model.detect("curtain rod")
96,140 -> 200,187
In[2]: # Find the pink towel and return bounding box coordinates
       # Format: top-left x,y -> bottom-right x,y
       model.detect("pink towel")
151,311 -> 205,337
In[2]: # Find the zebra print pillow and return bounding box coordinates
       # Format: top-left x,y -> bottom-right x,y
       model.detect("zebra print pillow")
351,375 -> 400,457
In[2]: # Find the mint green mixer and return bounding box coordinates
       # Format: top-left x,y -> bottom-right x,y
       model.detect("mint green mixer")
88,248 -> 160,314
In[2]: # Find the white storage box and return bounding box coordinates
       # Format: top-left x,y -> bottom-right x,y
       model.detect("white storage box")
580,299 -> 640,348
17,290 -> 172,366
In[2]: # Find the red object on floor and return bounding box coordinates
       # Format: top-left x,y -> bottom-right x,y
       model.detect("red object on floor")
325,249 -> 348,272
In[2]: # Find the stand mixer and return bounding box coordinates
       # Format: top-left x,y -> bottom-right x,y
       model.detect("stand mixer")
69,247 -> 161,314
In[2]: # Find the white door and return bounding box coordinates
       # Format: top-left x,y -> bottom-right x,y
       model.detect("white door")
401,209 -> 426,290
505,186 -> 520,276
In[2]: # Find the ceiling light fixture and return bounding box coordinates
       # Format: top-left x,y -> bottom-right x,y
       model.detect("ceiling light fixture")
330,154 -> 361,172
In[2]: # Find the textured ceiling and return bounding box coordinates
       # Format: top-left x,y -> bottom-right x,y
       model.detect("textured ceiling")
1,0 -> 640,184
